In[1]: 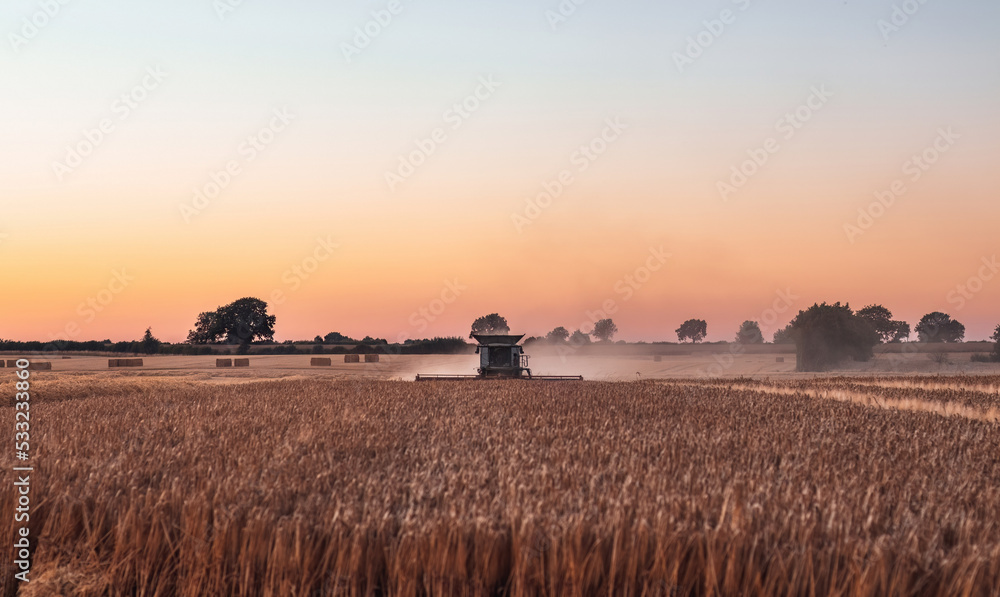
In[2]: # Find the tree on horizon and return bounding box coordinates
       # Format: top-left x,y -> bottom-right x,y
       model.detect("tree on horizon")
773,324 -> 794,344
915,312 -> 965,343
676,319 -> 707,343
592,319 -> 618,342
790,302 -> 879,372
735,321 -> 764,344
890,320 -> 911,342
140,327 -> 161,354
469,313 -> 510,338
187,297 -> 276,348
546,326 -> 570,343
857,305 -> 909,343
569,329 -> 591,345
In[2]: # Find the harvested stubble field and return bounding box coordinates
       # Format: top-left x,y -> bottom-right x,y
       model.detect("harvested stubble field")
2,376 -> 999,596
682,375 -> 1000,422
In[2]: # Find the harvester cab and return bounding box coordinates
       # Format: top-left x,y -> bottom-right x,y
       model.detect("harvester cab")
473,334 -> 530,378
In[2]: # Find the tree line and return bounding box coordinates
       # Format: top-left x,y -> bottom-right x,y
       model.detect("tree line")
466,307 -> 997,372
4,297 -> 997,368
479,307 -> 971,345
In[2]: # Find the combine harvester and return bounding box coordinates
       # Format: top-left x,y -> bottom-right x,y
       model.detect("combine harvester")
415,334 -> 583,381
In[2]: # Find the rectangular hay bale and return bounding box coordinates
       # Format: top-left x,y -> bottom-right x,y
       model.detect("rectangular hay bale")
109,359 -> 144,368
7,360 -> 19,367
344,354 -> 360,363
27,362 -> 52,371
217,358 -> 233,368
311,358 -> 332,367
364,354 -> 380,363
776,357 -> 785,363
234,358 -> 250,367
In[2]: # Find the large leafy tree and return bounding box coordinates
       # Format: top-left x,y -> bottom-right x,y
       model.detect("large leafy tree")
735,320 -> 764,344
772,324 -> 795,344
469,313 -> 510,338
324,331 -> 356,344
856,305 -> 909,343
187,311 -> 222,344
790,302 -> 880,371
890,321 -> 911,343
592,319 -> 618,342
546,326 -> 570,343
187,297 -> 276,347
915,312 -> 965,343
676,319 -> 707,343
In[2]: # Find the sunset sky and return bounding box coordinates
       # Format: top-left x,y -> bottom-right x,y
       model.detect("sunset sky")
2,0 -> 998,343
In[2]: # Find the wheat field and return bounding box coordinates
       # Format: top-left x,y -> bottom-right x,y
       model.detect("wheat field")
2,375 -> 999,596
